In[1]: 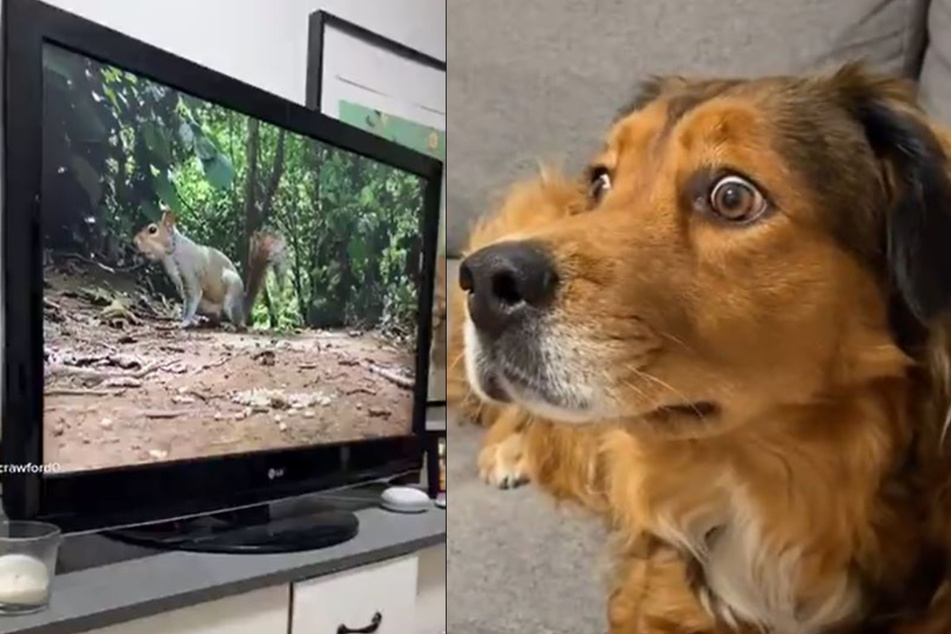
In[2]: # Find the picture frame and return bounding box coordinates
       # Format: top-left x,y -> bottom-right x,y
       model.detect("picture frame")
305,11 -> 447,115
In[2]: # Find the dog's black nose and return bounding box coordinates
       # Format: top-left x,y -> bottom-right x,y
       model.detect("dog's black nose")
459,241 -> 559,338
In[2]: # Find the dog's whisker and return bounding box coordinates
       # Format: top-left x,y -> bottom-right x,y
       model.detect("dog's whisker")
658,331 -> 695,355
448,349 -> 466,374
621,379 -> 650,402
939,406 -> 951,454
628,366 -> 707,420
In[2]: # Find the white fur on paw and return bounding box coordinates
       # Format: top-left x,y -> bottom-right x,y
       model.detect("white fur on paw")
478,433 -> 530,489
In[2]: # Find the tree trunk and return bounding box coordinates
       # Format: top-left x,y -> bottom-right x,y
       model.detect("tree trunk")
285,182 -> 308,325
260,129 -> 286,224
240,118 -> 261,281
247,127 -> 286,330
335,156 -> 365,324
262,286 -> 278,328
306,144 -> 324,327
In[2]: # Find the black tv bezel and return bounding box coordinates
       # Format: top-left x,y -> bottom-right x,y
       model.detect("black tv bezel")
1,0 -> 443,531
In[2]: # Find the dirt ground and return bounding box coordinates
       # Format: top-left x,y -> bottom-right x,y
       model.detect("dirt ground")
42,259 -> 415,473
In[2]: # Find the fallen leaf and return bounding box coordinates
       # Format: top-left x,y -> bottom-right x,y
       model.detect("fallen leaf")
102,377 -> 142,388
253,350 -> 276,366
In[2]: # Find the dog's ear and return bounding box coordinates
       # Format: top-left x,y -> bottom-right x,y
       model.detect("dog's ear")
835,64 -> 951,327
618,75 -> 689,118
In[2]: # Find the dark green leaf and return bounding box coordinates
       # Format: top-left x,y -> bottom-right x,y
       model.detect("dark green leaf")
152,169 -> 182,215
195,134 -> 217,161
142,122 -> 172,164
359,185 -> 374,206
181,94 -> 203,112
201,154 -> 234,190
43,47 -> 83,84
140,200 -> 161,222
69,155 -> 102,207
74,97 -> 109,141
178,121 -> 195,148
102,84 -> 119,110
347,237 -> 367,266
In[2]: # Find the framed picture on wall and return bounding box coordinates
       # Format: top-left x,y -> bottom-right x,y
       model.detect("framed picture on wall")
306,11 -> 447,406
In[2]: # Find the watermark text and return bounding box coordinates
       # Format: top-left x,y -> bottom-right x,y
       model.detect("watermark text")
0,463 -> 62,474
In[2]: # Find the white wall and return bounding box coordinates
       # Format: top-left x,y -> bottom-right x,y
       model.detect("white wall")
42,0 -> 446,106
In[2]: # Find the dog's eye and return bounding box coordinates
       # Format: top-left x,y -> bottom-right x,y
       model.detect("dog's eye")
709,175 -> 767,222
589,168 -> 612,203
148,224 -> 158,235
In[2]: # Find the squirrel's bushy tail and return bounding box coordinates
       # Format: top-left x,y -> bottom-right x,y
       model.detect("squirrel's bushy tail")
243,229 -> 288,321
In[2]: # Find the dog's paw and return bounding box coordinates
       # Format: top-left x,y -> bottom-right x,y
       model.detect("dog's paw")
478,433 -> 530,489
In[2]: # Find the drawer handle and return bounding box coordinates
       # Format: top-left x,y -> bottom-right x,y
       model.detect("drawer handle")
337,612 -> 382,633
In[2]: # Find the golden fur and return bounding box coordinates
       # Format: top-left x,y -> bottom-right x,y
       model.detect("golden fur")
448,65 -> 951,633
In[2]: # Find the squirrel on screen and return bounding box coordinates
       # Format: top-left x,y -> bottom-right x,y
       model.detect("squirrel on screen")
134,207 -> 287,328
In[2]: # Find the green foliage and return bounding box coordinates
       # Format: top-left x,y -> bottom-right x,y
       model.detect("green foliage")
40,44 -> 424,342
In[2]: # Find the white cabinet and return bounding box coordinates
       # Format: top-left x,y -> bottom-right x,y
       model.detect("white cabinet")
291,556 -> 418,634
415,545 -> 446,634
87,586 -> 288,634
79,547 -> 444,634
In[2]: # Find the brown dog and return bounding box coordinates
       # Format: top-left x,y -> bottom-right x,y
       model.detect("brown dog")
448,65 -> 951,633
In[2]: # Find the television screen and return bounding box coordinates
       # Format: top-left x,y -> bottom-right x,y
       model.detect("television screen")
39,43 -> 425,474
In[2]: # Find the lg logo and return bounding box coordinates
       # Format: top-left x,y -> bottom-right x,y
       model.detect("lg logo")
268,467 -> 285,480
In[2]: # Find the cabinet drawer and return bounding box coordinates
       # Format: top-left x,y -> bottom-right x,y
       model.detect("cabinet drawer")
87,586 -> 289,634
292,556 -> 418,634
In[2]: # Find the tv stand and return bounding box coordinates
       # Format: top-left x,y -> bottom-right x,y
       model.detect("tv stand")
104,502 -> 359,554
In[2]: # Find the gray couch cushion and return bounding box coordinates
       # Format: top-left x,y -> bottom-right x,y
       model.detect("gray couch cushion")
447,0 -> 928,255
919,0 -> 951,125
448,420 -> 608,633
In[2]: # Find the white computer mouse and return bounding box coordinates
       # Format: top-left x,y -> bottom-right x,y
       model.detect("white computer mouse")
380,486 -> 432,513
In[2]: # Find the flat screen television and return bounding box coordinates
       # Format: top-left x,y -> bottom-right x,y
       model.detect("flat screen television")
1,0 -> 442,546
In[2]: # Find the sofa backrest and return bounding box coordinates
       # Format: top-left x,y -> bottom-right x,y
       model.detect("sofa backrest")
446,0 -> 931,256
